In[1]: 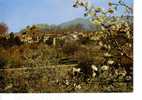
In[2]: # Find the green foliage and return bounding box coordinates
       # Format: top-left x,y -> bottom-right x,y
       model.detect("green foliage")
9,32 -> 15,40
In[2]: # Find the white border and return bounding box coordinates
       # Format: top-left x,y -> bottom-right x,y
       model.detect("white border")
134,0 -> 142,96
0,93 -> 138,100
1,0 -> 142,99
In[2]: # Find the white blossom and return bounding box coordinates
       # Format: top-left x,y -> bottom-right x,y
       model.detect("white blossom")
120,52 -> 124,55
76,84 -> 81,89
92,72 -> 96,77
120,70 -> 127,76
4,84 -> 13,90
99,41 -> 103,46
126,76 -> 132,80
107,60 -> 114,65
101,65 -> 109,71
91,65 -> 98,71
104,52 -> 112,57
65,80 -> 69,85
73,67 -> 81,73
129,44 -> 132,48
107,45 -> 111,49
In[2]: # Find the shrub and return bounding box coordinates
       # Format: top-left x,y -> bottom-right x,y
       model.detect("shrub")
62,41 -> 80,55
75,50 -> 95,81
0,70 -> 5,92
9,32 -> 15,40
0,57 -> 7,68
56,39 -> 65,47
46,37 -> 53,46
78,36 -> 91,44
14,36 -> 22,45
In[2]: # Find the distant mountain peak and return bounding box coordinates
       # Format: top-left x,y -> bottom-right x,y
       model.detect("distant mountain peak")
59,18 -> 97,31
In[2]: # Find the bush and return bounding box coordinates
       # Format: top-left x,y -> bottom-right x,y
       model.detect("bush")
9,32 -> 15,40
56,39 -> 65,47
62,41 -> 80,55
0,70 -> 5,92
46,37 -> 53,46
78,36 -> 91,44
14,36 -> 22,45
75,50 -> 95,81
0,57 -> 7,68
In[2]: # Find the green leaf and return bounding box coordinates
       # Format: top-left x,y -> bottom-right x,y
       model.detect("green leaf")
108,2 -> 113,6
108,9 -> 114,14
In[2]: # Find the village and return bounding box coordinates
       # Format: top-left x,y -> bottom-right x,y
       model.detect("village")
18,26 -> 101,46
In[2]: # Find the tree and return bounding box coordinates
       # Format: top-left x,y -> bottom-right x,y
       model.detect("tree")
72,0 -> 133,80
73,0 -> 133,57
0,23 -> 8,34
9,32 -> 15,40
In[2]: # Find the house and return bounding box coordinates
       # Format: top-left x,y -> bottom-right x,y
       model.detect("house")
20,34 -> 33,43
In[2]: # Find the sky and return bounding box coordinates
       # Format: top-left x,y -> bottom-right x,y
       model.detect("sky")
0,0 -> 133,32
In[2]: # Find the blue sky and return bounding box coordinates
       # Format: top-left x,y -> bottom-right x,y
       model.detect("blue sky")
0,0 -> 133,32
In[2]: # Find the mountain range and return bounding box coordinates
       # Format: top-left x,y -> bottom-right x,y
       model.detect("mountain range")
20,16 -> 133,33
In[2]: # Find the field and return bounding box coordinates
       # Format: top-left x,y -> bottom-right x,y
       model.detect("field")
0,27 -> 133,92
